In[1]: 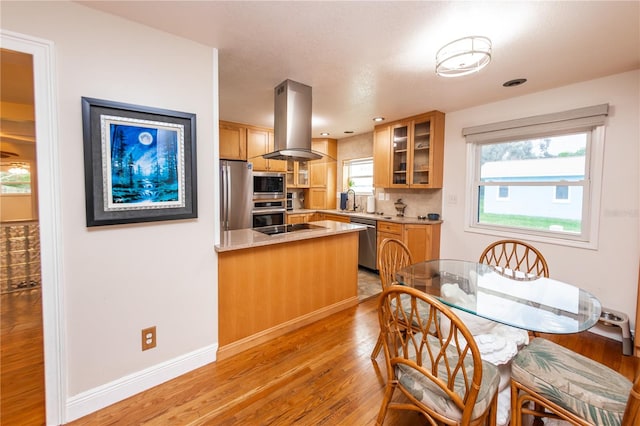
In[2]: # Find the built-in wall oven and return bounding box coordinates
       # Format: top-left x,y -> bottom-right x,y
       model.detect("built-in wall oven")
252,172 -> 286,228
252,199 -> 286,228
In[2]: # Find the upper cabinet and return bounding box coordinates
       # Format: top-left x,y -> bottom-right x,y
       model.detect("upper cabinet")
287,160 -> 310,188
246,126 -> 287,172
219,121 -> 247,161
374,110 -> 445,189
373,126 -> 391,188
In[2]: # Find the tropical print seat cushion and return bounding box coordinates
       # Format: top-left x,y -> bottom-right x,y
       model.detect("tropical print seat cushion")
395,333 -> 500,421
511,337 -> 632,425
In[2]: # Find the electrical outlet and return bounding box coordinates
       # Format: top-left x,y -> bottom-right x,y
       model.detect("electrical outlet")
141,326 -> 156,351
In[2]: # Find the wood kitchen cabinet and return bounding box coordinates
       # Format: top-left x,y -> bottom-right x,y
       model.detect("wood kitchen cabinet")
286,160 -> 309,188
287,213 -> 311,224
373,125 -> 391,188
377,221 -> 441,262
219,121 -> 247,161
317,212 -> 350,223
374,110 -> 445,189
304,138 -> 337,210
247,126 -> 287,172
287,212 -> 322,224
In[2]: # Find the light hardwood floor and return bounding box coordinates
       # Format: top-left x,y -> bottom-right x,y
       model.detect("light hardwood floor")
1,289 -> 45,426
2,287 -> 637,425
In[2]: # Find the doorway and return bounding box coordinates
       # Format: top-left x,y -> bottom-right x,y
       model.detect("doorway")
0,47 -> 45,426
1,30 -> 64,425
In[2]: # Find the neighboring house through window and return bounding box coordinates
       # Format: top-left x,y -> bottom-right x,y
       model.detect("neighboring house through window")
464,104 -> 608,248
555,185 -> 569,202
497,186 -> 509,200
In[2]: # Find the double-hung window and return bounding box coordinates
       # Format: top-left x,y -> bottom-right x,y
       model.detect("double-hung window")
464,104 -> 608,248
343,157 -> 373,194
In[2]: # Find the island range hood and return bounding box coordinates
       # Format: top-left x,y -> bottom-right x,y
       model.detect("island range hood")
263,79 -> 322,162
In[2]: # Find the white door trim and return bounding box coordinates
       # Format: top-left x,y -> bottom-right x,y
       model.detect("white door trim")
1,29 -> 66,425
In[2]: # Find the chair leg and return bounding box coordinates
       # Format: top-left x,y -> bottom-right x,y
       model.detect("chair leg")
371,332 -> 383,359
510,381 -> 521,426
376,380 -> 396,425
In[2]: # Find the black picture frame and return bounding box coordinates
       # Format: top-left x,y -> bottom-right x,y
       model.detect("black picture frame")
82,97 -> 197,227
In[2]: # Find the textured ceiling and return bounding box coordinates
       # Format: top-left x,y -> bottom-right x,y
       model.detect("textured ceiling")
77,1 -> 639,139
11,1 -> 640,143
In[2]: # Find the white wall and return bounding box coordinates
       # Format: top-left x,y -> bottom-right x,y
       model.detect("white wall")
442,70 -> 640,336
3,1 -> 219,420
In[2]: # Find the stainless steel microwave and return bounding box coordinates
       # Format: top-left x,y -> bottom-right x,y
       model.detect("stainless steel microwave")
253,172 -> 285,200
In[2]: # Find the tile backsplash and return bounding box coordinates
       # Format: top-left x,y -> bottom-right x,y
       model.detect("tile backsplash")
352,188 -> 442,218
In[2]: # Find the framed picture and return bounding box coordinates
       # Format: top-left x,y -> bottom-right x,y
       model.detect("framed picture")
82,97 -> 197,226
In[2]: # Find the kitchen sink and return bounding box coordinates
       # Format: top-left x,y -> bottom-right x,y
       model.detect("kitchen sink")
254,223 -> 326,236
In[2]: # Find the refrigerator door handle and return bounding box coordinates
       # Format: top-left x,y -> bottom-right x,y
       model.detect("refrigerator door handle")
222,164 -> 229,230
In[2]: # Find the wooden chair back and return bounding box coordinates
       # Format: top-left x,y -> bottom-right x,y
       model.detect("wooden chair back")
479,239 -> 549,277
377,238 -> 413,290
376,285 -> 497,425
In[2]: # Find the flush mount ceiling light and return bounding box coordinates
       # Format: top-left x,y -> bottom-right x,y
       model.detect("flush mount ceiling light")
373,117 -> 385,122
436,36 -> 492,78
320,132 -> 330,136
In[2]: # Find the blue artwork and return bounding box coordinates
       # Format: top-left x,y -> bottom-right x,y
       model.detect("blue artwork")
108,123 -> 181,205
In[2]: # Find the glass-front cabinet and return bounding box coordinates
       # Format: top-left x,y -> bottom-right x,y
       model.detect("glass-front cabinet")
286,160 -> 309,188
391,123 -> 409,185
381,110 -> 444,189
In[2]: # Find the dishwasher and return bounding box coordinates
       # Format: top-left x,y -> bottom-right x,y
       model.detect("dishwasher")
350,216 -> 377,270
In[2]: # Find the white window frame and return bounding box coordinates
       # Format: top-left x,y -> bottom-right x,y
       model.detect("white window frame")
343,157 -> 374,195
463,104 -> 607,249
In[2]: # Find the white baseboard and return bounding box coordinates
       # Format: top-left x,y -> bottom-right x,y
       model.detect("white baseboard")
65,343 -> 218,423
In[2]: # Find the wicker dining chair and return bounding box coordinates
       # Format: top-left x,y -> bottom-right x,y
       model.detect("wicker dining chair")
479,239 -> 549,278
370,238 -> 413,360
376,285 -> 500,425
510,337 -> 640,426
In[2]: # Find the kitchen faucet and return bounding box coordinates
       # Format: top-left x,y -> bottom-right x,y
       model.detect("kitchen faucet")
347,188 -> 357,211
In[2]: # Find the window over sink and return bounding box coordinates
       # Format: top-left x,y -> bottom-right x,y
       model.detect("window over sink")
343,157 -> 373,195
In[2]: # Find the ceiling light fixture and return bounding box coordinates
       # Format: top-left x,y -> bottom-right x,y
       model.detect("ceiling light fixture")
436,36 -> 492,78
373,117 -> 385,122
8,162 -> 29,175
320,132 -> 330,136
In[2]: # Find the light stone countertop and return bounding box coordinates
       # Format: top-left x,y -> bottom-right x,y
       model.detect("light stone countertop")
215,220 -> 365,253
290,209 -> 444,225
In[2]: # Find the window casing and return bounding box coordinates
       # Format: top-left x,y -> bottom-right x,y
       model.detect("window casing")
464,104 -> 607,248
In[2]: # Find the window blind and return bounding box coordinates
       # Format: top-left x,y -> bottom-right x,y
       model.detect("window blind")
462,104 -> 609,144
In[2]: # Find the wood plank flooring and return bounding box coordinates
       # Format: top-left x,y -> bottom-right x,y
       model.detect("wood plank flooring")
68,297 -> 637,425
2,287 -> 637,425
1,289 -> 45,426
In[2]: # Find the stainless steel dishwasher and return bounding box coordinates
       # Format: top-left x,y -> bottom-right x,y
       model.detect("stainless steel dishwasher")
350,216 -> 377,270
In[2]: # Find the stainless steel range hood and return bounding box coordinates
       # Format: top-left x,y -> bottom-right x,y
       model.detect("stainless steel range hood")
263,79 -> 322,162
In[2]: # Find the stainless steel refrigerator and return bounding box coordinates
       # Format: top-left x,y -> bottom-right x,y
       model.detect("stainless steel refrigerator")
220,160 -> 253,230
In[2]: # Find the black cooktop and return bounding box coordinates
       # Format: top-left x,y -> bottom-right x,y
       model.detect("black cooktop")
254,223 -> 325,236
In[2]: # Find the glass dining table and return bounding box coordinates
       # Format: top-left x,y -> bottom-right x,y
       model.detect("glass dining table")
395,259 -> 602,334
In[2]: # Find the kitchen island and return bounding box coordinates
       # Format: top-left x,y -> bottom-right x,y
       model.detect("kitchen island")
215,220 -> 364,359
